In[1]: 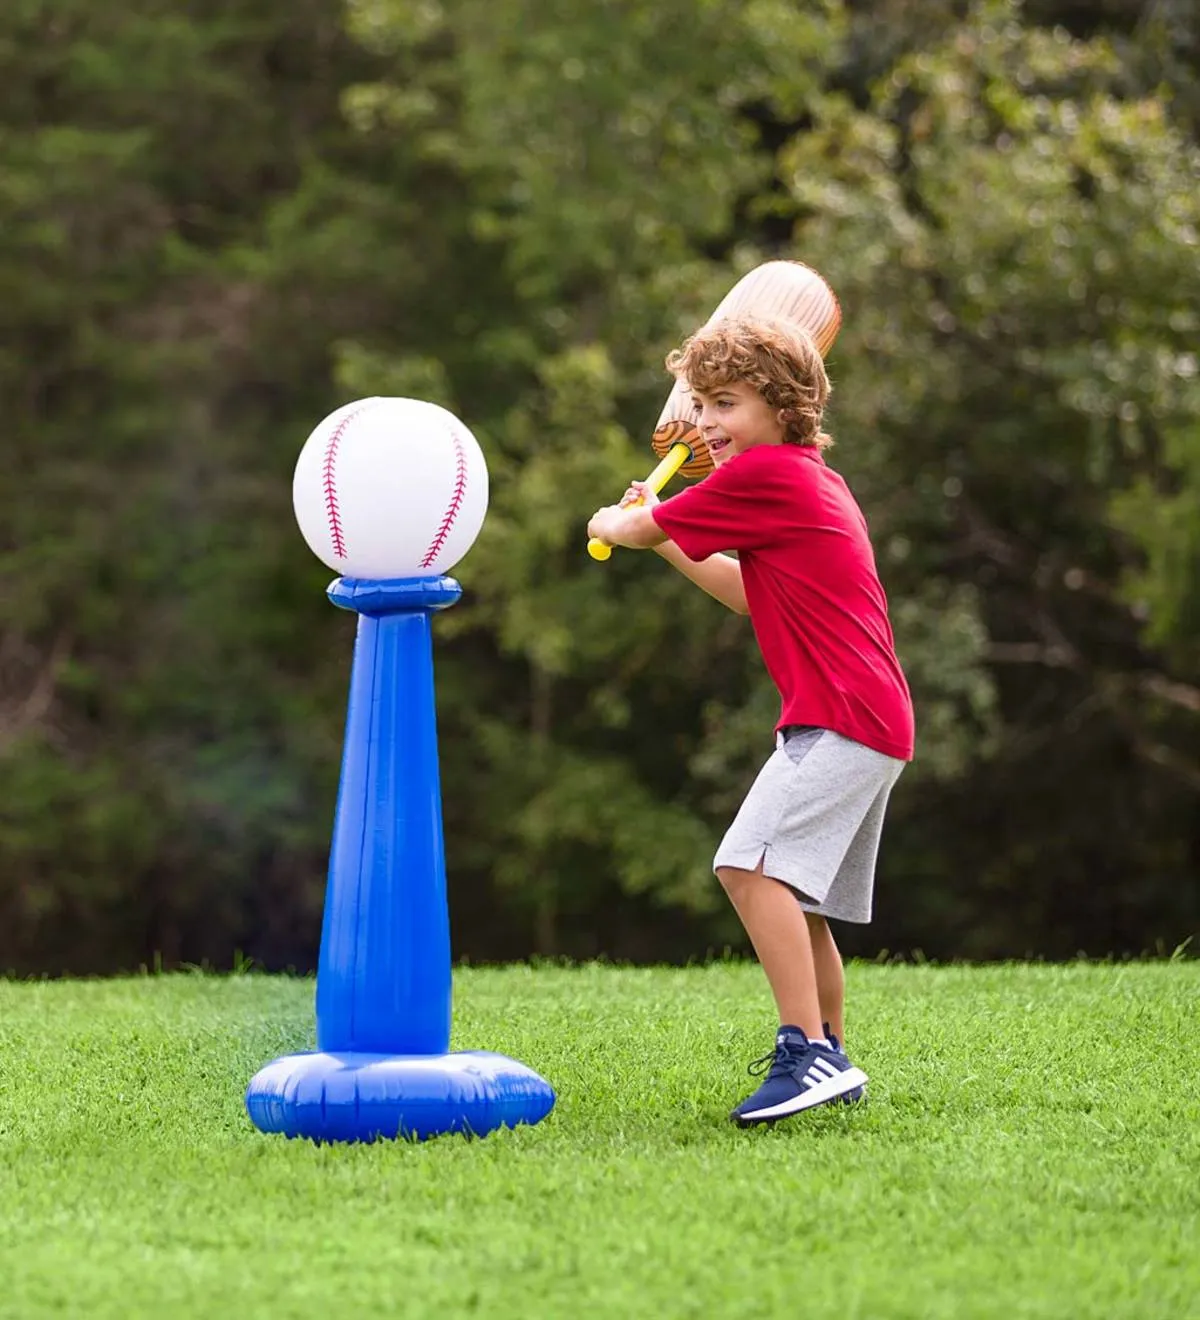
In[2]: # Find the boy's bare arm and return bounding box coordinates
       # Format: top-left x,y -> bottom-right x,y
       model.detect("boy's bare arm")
588,479 -> 748,614
586,504 -> 667,550
654,542 -> 749,615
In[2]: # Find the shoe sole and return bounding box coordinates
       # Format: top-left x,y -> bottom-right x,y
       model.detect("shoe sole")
732,1067 -> 869,1125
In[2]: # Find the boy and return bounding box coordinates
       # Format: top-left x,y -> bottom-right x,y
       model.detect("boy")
586,316 -> 914,1125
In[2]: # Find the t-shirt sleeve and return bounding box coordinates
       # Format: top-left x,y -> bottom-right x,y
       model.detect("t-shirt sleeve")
651,448 -> 788,560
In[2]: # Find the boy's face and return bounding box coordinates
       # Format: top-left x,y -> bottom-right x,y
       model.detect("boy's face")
690,380 -> 785,468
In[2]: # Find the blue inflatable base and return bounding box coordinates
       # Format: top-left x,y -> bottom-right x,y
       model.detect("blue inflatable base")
245,1050 -> 556,1143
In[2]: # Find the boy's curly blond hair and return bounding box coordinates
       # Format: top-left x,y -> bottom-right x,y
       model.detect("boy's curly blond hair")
665,315 -> 833,449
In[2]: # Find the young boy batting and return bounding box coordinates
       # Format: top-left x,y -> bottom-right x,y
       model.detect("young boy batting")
587,316 -> 914,1125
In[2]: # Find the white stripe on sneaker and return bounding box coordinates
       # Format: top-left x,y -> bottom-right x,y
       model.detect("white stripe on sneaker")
741,1066 -> 869,1121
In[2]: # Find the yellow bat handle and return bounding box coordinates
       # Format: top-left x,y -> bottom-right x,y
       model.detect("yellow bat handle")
587,442 -> 692,561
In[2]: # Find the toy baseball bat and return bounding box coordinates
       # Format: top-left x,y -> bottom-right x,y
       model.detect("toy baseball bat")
587,260 -> 841,560
650,260 -> 842,480
586,430 -> 695,561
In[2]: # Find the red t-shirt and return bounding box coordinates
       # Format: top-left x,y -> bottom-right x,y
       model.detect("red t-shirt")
651,444 -> 914,761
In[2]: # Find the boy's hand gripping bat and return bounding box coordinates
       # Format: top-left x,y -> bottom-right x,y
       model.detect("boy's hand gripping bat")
585,421 -> 696,561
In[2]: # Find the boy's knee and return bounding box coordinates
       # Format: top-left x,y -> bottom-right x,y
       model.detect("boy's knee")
716,863 -> 761,900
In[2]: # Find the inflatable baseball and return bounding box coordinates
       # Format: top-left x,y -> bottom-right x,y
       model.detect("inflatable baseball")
293,396 -> 489,580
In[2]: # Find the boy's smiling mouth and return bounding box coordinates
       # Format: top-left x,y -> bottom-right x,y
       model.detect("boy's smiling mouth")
706,435 -> 732,457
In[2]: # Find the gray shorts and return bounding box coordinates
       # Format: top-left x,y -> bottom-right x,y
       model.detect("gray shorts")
712,726 -> 905,923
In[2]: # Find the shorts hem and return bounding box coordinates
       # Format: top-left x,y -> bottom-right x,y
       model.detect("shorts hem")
796,897 -> 872,924
712,845 -> 833,909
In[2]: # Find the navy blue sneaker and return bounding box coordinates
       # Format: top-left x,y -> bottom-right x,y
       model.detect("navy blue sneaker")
730,1026 -> 868,1126
823,1023 -> 866,1104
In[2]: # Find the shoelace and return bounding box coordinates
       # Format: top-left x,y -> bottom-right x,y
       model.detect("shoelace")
747,1042 -> 799,1080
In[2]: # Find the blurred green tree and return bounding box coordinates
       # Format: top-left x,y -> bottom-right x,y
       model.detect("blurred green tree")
0,0 -> 1195,972
0,0 -> 378,971
775,0 -> 1200,953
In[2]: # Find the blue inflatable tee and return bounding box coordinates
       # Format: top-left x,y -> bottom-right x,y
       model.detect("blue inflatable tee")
245,576 -> 555,1142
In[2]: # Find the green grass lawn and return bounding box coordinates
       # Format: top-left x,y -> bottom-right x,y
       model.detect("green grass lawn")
1,961 -> 1197,1319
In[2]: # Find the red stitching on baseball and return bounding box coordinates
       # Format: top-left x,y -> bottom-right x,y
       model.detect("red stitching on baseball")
420,425 -> 468,569
322,404 -> 373,559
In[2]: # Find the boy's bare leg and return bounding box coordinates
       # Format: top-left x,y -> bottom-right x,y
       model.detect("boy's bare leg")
805,912 -> 845,1043
716,861 -> 823,1039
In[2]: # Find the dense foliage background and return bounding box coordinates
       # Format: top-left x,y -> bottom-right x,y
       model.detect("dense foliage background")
1,0 -> 1196,974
